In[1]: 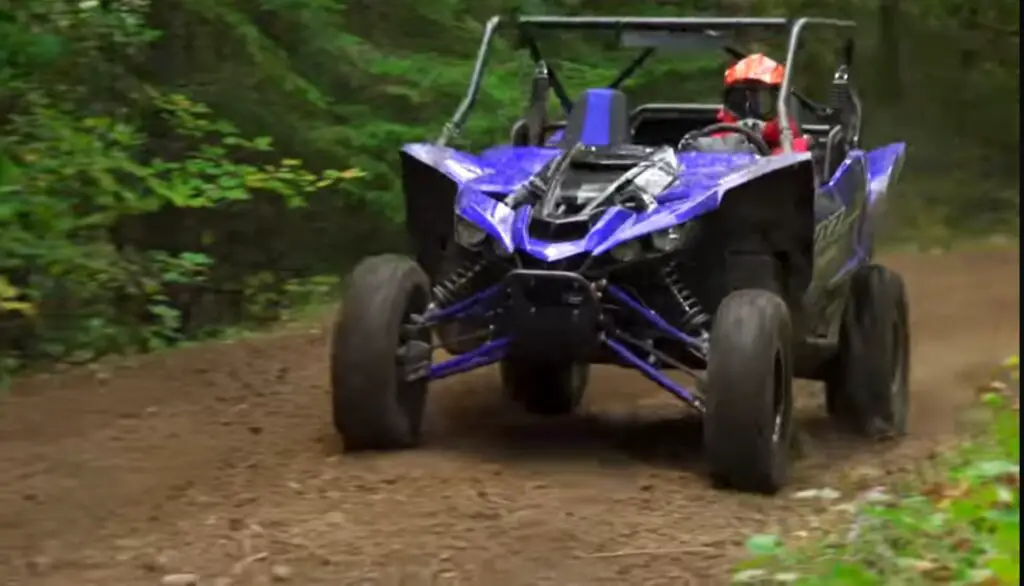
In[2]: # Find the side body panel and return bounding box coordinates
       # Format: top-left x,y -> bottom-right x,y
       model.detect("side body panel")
864,143 -> 907,208
804,141 -> 907,340
805,151 -> 869,339
863,142 -> 908,249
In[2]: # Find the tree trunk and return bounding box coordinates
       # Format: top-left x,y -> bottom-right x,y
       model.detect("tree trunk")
877,0 -> 902,104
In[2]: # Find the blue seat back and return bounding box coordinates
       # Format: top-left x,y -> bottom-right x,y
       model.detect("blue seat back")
557,89 -> 631,148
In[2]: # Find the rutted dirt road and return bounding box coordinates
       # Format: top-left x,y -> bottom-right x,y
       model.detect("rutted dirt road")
0,248 -> 1018,586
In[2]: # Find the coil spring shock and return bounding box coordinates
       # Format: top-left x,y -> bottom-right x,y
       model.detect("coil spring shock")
660,261 -> 710,333
432,258 -> 487,308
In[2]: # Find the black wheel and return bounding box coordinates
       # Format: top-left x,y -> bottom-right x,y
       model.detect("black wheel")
704,289 -> 795,494
825,264 -> 910,438
500,359 -> 589,416
331,254 -> 432,450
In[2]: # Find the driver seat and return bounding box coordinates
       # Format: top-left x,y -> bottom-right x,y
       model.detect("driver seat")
557,89 -> 631,148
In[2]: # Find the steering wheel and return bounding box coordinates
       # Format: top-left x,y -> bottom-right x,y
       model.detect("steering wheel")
677,122 -> 772,156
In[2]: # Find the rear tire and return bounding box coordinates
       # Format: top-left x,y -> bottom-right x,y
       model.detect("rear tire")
825,264 -> 910,438
704,289 -> 795,494
500,360 -> 589,416
331,254 -> 431,450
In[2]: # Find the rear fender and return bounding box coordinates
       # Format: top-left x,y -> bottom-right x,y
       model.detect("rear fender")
400,145 -> 487,283
864,142 -> 906,208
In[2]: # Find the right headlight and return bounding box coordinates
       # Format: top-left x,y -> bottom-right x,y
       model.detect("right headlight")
609,239 -> 643,262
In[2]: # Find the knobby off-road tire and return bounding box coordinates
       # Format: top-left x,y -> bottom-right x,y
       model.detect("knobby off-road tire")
331,254 -> 431,451
500,360 -> 589,416
826,264 -> 910,438
704,289 -> 795,494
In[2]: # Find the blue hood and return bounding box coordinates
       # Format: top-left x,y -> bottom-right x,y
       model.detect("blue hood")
402,143 -> 812,262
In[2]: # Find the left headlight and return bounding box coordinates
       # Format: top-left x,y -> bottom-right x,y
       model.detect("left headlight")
453,215 -> 487,249
609,239 -> 643,262
650,223 -> 697,253
650,226 -> 683,252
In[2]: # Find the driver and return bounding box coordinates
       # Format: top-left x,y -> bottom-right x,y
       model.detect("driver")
715,54 -> 809,154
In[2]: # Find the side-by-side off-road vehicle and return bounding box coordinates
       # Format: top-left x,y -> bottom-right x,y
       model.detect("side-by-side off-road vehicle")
330,15 -> 909,494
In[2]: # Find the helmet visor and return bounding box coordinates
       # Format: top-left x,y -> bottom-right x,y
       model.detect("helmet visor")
723,83 -> 779,121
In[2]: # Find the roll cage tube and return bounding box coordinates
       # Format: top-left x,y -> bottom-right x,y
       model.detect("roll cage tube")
609,48 -> 656,89
776,17 -> 857,153
437,16 -> 503,146
519,30 -> 574,114
436,15 -> 856,152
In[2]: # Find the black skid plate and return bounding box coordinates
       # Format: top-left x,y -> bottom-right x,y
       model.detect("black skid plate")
502,270 -> 601,361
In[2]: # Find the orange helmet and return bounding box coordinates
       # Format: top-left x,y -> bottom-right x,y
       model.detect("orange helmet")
724,53 -> 785,86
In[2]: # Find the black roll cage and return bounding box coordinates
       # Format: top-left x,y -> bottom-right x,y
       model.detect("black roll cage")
437,15 -> 857,153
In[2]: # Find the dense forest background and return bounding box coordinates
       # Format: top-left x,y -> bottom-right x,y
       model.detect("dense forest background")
0,0 -> 1018,375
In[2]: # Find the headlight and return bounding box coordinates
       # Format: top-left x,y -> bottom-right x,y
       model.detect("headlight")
492,238 -> 512,258
650,223 -> 697,253
650,226 -> 683,252
453,216 -> 487,249
610,240 -> 642,262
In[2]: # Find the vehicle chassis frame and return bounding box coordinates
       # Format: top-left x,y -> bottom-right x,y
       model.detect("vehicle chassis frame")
407,270 -> 707,414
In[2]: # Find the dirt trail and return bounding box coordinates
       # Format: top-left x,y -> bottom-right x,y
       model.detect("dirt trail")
0,248 -> 1018,586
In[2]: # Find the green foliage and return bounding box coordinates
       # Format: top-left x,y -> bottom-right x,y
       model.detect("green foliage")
0,4 -> 359,374
734,356 -> 1021,585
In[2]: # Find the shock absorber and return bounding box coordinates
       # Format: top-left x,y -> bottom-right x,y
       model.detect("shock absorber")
660,261 -> 710,333
432,258 -> 488,308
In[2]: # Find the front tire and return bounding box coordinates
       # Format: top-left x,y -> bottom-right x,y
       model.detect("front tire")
500,360 -> 589,416
825,264 -> 910,438
331,254 -> 432,450
704,289 -> 795,494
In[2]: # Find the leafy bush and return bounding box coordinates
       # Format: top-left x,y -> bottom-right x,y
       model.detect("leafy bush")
0,10 -> 359,376
734,356 -> 1021,585
1,87 -> 355,360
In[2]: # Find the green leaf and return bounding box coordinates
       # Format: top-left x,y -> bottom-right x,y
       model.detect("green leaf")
252,136 -> 274,151
988,554 -> 1020,583
744,534 -> 782,556
963,460 -> 1019,481
217,176 -> 244,188
823,561 -> 877,584
732,569 -> 769,583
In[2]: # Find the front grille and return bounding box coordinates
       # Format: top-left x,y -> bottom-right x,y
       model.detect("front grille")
527,217 -> 591,241
516,252 -> 589,273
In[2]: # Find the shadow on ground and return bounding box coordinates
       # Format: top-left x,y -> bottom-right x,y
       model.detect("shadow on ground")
315,371 -> 891,481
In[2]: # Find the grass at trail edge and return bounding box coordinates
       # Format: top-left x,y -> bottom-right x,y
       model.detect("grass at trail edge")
734,355 -> 1021,585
